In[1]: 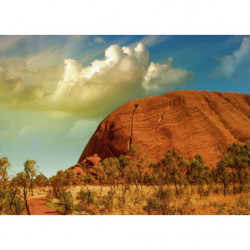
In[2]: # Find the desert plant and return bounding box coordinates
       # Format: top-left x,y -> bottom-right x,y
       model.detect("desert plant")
84,173 -> 96,184
93,165 -> 105,191
76,188 -> 98,214
161,150 -> 189,196
143,189 -> 176,215
65,169 -> 77,187
117,192 -> 127,215
127,145 -> 149,192
6,192 -> 25,215
177,197 -> 195,215
50,171 -> 67,197
102,157 -> 120,190
227,142 -> 250,193
13,172 -> 31,215
24,159 -> 39,196
187,154 -> 211,199
236,194 -> 250,213
100,190 -> 115,214
0,156 -> 11,196
58,190 -> 74,215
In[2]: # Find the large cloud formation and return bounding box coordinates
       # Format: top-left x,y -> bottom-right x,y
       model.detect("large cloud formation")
0,43 -> 194,118
212,37 -> 250,80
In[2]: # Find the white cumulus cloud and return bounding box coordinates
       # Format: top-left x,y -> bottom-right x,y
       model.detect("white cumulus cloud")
142,58 -> 194,91
51,43 -> 193,116
0,43 -> 194,118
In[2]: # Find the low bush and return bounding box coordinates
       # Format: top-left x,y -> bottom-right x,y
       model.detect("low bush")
143,189 -> 176,215
100,190 -> 115,214
58,190 -> 74,215
76,188 -> 98,214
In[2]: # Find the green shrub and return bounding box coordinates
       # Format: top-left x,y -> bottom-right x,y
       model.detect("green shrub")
76,189 -> 98,214
100,190 -> 115,214
143,198 -> 176,215
236,194 -> 250,213
117,193 -> 126,215
143,189 -> 176,215
84,173 -> 96,184
58,190 -> 74,215
177,197 -> 195,215
7,196 -> 25,215
0,189 -> 25,215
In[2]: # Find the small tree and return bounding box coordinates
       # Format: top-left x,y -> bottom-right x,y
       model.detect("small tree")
76,188 -> 98,214
119,155 -> 132,193
161,150 -> 189,196
58,190 -> 74,215
14,172 -> 31,215
128,145 -> 148,192
149,161 -> 166,191
34,174 -> 48,187
50,170 -> 66,198
24,159 -> 39,196
226,142 -> 250,192
214,152 -> 232,196
93,165 -> 105,191
123,164 -> 137,189
187,154 -> 211,199
0,156 -> 11,195
84,173 -> 95,184
102,157 -> 120,190
65,169 -> 76,187
36,172 -> 52,195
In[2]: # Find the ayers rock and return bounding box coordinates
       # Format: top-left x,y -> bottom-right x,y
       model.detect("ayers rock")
79,90 -> 250,167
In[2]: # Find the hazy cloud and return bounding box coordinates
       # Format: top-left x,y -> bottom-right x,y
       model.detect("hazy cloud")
212,37 -> 250,79
130,35 -> 168,48
94,36 -> 105,44
65,119 -> 99,141
0,36 -> 24,52
18,126 -> 38,139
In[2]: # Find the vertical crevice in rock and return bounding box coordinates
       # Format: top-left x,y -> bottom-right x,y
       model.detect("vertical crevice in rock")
155,111 -> 165,132
106,145 -> 115,157
104,117 -> 110,131
129,104 -> 139,150
100,116 -> 110,138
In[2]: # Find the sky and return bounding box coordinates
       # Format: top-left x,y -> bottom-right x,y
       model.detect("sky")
0,35 -> 249,177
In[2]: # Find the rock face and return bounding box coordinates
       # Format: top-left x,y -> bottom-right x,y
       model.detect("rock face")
79,90 -> 250,166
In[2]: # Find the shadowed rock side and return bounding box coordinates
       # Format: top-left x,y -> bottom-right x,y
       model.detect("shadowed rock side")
79,90 -> 250,166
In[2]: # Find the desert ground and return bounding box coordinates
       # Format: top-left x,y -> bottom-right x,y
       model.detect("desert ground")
43,184 -> 249,215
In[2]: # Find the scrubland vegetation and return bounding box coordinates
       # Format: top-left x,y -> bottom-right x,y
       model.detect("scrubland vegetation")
0,142 -> 249,215
46,185 -> 249,215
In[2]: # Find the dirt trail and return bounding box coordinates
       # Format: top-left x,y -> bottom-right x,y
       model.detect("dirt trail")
28,197 -> 60,215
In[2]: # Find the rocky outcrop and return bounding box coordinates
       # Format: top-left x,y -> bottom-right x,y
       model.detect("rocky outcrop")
85,154 -> 101,166
69,154 -> 101,176
78,90 -> 250,166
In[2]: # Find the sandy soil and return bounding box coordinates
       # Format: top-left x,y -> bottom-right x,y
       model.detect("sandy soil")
28,197 -> 59,215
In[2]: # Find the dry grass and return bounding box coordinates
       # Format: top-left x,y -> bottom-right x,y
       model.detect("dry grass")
27,187 -> 50,199
45,184 -> 250,215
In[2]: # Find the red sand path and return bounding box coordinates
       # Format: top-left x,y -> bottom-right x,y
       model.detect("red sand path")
28,197 -> 60,215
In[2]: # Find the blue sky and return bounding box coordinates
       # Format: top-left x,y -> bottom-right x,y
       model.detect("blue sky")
0,35 -> 249,177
